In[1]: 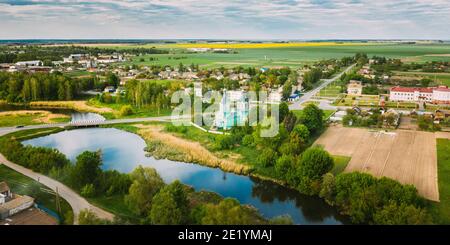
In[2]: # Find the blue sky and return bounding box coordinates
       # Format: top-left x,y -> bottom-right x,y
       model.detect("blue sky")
0,0 -> 449,39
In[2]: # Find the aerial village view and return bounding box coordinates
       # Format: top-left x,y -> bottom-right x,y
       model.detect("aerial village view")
0,1 -> 449,241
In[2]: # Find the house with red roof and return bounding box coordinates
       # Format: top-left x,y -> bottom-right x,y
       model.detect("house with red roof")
389,86 -> 450,104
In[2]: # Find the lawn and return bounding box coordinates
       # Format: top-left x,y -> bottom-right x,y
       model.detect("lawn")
428,138 -> 450,224
335,94 -> 380,107
0,164 -> 73,224
331,155 -> 351,175
115,43 -> 450,68
316,83 -> 343,98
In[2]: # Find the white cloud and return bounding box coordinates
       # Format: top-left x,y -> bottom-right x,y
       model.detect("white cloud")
0,0 -> 449,39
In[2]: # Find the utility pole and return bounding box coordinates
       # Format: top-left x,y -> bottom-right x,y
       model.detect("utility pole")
55,187 -> 61,215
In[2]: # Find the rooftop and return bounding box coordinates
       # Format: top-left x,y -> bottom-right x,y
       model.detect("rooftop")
390,86 -> 433,93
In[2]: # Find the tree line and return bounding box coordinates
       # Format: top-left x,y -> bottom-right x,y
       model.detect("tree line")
0,72 -> 90,102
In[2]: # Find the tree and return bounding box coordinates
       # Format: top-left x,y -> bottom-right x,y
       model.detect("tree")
149,180 -> 188,225
269,215 -> 294,225
279,102 -> 289,122
319,173 -> 336,204
295,147 -> 334,194
373,202 -> 432,225
275,154 -> 295,179
150,189 -> 183,225
125,166 -> 165,215
297,104 -> 324,134
105,72 -> 120,87
258,148 -> 277,167
282,111 -> 297,132
71,151 -> 102,189
201,198 -> 262,225
292,124 -> 310,142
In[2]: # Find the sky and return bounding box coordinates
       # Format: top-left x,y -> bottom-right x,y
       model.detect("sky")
0,0 -> 449,40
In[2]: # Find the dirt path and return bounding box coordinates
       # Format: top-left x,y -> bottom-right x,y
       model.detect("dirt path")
135,124 -> 250,174
315,125 -> 444,201
0,153 -> 114,224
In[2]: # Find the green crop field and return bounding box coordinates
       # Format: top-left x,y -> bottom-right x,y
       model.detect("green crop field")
108,43 -> 450,68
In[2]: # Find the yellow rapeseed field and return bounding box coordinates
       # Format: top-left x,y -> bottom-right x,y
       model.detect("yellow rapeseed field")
174,42 -> 368,49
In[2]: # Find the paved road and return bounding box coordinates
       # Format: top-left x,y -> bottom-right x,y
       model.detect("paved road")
289,64 -> 356,110
0,114 -> 186,137
0,154 -> 114,224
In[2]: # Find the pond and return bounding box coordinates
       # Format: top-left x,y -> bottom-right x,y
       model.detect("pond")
0,103 -> 105,123
23,127 -> 349,224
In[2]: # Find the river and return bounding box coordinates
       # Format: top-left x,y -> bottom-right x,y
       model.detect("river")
23,127 -> 348,224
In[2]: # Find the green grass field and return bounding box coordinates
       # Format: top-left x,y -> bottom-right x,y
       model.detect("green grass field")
335,94 -> 380,107
0,164 -> 73,224
115,43 -> 450,68
428,138 -> 450,224
331,155 -> 351,175
393,71 -> 450,87
316,83 -> 343,98
0,113 -> 70,127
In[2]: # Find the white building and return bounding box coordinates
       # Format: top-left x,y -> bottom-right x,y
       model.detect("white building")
432,86 -> 450,104
15,60 -> 42,67
214,90 -> 249,130
389,86 -> 433,102
347,80 -> 363,95
389,86 -> 450,104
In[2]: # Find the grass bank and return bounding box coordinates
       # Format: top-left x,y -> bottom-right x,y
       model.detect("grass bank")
0,110 -> 70,127
428,138 -> 450,224
87,98 -> 172,119
0,164 -> 74,224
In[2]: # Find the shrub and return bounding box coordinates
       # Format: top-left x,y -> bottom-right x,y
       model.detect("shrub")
81,184 -> 96,197
119,105 -> 134,117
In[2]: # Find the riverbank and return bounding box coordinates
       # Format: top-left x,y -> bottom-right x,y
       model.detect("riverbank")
0,110 -> 70,127
113,123 -> 294,188
135,124 -> 251,175
29,101 -> 113,114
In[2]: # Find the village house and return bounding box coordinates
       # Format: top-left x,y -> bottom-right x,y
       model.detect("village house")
347,80 -> 363,95
63,54 -> 89,63
0,182 -> 34,220
389,85 -> 450,104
